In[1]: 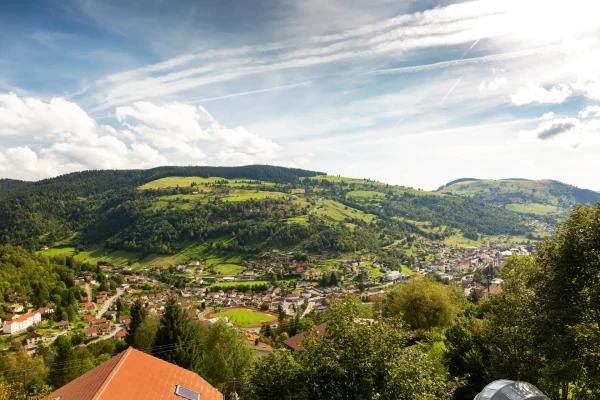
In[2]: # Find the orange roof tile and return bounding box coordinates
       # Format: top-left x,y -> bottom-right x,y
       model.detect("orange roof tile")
5,312 -> 37,325
47,347 -> 223,400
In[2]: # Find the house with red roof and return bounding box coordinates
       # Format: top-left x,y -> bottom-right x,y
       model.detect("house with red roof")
116,329 -> 127,341
3,312 -> 41,334
85,327 -> 98,337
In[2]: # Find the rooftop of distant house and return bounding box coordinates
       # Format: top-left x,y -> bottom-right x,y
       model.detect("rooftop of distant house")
283,323 -> 328,351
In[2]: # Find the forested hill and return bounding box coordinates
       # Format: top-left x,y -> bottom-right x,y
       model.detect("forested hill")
0,165 -> 323,199
0,167 -> 544,263
437,178 -> 600,215
0,165 -> 323,247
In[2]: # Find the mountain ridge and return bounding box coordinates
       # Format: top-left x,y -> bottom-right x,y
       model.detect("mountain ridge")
436,178 -> 600,216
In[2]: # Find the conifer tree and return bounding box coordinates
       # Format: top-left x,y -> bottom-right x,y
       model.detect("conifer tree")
126,299 -> 146,347
152,296 -> 202,371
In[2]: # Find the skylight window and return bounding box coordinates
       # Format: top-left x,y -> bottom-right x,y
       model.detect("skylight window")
175,385 -> 200,400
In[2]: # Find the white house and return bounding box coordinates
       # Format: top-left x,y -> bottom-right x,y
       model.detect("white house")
222,277 -> 235,282
384,271 -> 402,282
3,312 -> 41,334
25,331 -> 45,348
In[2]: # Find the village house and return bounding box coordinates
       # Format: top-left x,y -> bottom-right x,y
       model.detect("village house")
90,317 -> 107,326
3,312 -> 42,334
36,306 -> 54,317
85,327 -> 98,337
25,331 -> 45,348
58,320 -> 71,330
116,329 -> 127,341
99,323 -> 111,335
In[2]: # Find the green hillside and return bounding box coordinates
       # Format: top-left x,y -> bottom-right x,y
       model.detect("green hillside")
437,178 -> 600,217
0,166 -> 555,269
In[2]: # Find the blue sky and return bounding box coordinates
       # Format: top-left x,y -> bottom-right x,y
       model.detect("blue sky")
1,0 -> 599,190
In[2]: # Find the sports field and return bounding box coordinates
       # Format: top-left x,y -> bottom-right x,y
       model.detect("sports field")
209,307 -> 277,327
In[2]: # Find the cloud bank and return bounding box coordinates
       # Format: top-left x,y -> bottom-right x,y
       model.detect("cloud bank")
0,93 -> 279,180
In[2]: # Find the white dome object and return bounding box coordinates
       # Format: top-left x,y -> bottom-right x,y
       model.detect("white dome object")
474,380 -> 549,400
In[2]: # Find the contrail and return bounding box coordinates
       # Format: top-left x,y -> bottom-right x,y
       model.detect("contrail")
459,38 -> 480,60
362,45 -> 559,76
188,81 -> 312,103
441,76 -> 463,104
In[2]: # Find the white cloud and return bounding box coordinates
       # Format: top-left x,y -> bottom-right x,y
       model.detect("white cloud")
510,83 -> 572,105
519,114 -> 600,148
573,77 -> 600,100
0,93 -> 283,180
528,117 -> 579,140
579,105 -> 600,118
116,101 -> 280,163
479,76 -> 507,92
0,92 -> 97,139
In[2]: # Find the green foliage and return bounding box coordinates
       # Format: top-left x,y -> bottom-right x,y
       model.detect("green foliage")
243,296 -> 454,400
134,314 -> 160,350
382,279 -> 464,331
0,165 -> 322,249
152,297 -> 202,371
126,299 -> 147,347
438,178 -> 600,220
0,245 -> 82,310
445,202 -> 600,400
49,335 -> 75,388
198,320 -> 255,392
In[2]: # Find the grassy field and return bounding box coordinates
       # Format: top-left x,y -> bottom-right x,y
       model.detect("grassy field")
506,203 -> 559,214
314,200 -> 375,223
142,237 -> 242,268
36,247 -> 75,257
220,190 -> 285,202
400,265 -> 416,276
139,176 -> 227,190
152,194 -> 209,210
72,246 -> 139,266
442,233 -> 534,247
287,216 -> 308,224
50,237 -> 244,269
395,218 -> 447,234
213,280 -> 269,288
140,176 -> 277,190
346,190 -> 385,200
211,308 -> 276,327
315,176 -> 439,197
214,264 -> 245,275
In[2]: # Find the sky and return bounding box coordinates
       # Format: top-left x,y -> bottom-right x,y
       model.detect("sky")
1,0 -> 600,190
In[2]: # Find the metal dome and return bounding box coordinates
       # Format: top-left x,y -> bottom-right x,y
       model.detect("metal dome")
474,380 -> 549,400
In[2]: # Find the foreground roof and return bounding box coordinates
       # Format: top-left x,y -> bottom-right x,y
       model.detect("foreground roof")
47,347 -> 223,400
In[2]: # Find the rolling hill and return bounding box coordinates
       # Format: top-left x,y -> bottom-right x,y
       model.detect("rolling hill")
0,167 -> 562,269
437,178 -> 600,216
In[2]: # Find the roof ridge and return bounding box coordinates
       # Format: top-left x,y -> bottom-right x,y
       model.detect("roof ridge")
93,347 -> 134,400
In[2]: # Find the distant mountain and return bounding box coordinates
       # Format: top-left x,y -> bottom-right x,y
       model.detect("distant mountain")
437,178 -> 600,216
